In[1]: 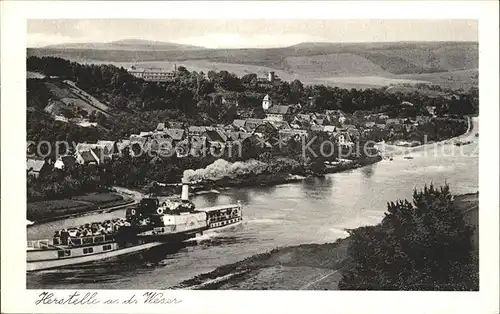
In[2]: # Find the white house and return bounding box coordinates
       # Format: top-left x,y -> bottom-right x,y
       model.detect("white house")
75,143 -> 110,163
54,155 -> 76,170
336,132 -> 354,148
262,94 -> 272,110
75,150 -> 100,165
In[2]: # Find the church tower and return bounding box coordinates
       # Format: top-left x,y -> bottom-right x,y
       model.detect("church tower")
262,94 -> 272,110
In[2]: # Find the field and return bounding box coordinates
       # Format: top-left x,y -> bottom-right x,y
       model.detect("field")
28,41 -> 478,90
283,53 -> 392,77
314,76 -> 430,89
27,192 -> 130,222
385,85 -> 452,98
398,69 -> 478,90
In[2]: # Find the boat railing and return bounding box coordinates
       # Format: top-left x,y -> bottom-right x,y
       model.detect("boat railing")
209,215 -> 239,223
27,239 -> 53,249
28,234 -> 115,249
68,234 -> 114,246
208,209 -> 241,222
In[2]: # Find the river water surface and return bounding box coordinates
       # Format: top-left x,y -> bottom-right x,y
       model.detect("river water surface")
27,119 -> 479,289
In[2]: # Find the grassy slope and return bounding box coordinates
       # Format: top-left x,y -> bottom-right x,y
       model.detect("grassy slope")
283,53 -> 392,77
173,193 -> 478,290
44,80 -> 111,117
27,192 -> 131,222
27,200 -> 97,222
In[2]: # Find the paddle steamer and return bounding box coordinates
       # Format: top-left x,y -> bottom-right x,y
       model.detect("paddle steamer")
27,182 -> 243,271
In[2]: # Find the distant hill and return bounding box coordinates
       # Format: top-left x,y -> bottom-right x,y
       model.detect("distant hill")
27,41 -> 478,89
41,39 -> 205,51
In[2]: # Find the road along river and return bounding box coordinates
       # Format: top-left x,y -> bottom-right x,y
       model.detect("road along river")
27,118 -> 478,289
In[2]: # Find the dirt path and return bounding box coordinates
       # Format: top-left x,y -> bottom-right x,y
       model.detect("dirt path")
111,186 -> 145,203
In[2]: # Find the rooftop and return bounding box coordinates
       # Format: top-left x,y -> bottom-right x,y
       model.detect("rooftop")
266,105 -> 292,115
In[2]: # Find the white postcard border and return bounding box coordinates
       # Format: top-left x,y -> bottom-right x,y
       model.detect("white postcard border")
1,1 -> 498,314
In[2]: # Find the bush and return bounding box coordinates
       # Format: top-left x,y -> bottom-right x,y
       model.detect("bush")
339,184 -> 477,290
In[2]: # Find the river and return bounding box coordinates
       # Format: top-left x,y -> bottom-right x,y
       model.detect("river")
26,118 -> 479,289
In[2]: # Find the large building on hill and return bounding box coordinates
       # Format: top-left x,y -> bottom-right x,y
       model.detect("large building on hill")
127,65 -> 177,82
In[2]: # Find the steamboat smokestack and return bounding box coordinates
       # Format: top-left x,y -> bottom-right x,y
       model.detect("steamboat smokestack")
181,180 -> 189,201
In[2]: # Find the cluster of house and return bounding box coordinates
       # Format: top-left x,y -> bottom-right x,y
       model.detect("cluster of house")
26,140 -> 123,177
26,93 -> 437,178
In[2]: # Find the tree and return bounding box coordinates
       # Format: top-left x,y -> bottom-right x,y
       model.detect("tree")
289,79 -> 304,103
96,112 -> 107,126
88,111 -> 97,122
339,184 -> 477,291
177,66 -> 189,74
241,73 -> 258,89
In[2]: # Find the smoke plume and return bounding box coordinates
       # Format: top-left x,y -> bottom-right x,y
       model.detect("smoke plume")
183,159 -> 268,183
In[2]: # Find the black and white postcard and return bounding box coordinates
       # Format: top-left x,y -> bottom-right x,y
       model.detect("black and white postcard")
1,1 -> 499,314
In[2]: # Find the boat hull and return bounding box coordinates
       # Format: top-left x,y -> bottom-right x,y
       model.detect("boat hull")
27,199 -> 244,272
27,241 -> 163,272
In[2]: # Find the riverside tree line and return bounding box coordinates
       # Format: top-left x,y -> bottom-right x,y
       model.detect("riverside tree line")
339,184 -> 478,291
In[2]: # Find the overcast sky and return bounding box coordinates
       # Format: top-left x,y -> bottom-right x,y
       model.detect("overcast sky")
27,19 -> 478,49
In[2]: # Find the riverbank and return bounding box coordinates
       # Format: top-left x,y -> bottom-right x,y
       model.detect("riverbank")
174,192 -> 478,290
170,156 -> 383,193
377,116 -> 476,158
25,116 -> 468,225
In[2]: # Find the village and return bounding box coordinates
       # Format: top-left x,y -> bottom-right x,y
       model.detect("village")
26,70 -> 440,178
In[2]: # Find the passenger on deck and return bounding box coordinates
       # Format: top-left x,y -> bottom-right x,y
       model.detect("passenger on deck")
60,229 -> 69,245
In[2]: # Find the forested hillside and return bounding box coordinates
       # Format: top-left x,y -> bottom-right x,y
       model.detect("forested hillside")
27,56 -> 478,144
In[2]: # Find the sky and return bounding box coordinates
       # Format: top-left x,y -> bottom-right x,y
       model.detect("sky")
27,19 -> 478,49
